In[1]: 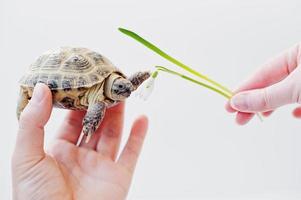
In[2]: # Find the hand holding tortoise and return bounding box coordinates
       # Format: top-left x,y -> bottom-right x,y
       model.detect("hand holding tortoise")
13,83 -> 148,200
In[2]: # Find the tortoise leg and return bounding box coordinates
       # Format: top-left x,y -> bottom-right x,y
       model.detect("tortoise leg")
16,88 -> 30,120
128,71 -> 151,90
80,102 -> 106,144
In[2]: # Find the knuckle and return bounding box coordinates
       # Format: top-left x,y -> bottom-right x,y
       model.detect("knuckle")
18,108 -> 44,131
18,111 -> 34,129
18,102 -> 36,123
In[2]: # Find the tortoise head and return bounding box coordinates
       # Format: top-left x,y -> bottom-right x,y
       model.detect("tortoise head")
104,73 -> 133,101
104,71 -> 151,101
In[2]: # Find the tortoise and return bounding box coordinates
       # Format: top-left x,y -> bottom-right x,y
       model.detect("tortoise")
17,47 -> 150,145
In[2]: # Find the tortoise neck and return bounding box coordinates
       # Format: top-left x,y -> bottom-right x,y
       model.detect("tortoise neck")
104,73 -> 123,100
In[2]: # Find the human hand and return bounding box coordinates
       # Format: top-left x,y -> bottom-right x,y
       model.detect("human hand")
226,43 -> 301,125
12,84 -> 148,200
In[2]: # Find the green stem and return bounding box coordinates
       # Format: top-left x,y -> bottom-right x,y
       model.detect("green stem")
119,27 -> 233,96
155,66 -> 263,121
119,28 -> 262,121
156,66 -> 232,99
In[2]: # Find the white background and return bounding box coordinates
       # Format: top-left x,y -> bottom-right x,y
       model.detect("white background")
1,0 -> 301,199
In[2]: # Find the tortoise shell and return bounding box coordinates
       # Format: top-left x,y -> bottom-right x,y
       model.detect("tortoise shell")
19,47 -> 124,90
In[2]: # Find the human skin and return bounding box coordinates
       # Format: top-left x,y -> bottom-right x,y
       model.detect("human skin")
225,43 -> 301,125
12,83 -> 148,200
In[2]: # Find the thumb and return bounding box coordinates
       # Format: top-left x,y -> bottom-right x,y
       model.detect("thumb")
230,77 -> 298,112
15,83 -> 52,157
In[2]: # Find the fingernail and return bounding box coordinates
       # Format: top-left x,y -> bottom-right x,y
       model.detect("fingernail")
31,83 -> 45,103
231,94 -> 248,110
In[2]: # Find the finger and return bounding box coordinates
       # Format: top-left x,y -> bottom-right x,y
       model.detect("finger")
118,115 -> 148,172
230,73 -> 297,112
292,106 -> 301,118
15,84 -> 52,158
96,103 -> 125,160
55,110 -> 86,144
227,99 -> 273,117
234,43 -> 300,92
226,44 -> 300,114
235,112 -> 254,125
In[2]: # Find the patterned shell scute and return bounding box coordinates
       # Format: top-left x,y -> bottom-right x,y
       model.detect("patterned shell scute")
19,47 -> 122,90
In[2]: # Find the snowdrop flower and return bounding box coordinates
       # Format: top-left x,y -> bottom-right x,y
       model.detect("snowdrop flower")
120,28 -> 263,122
135,71 -> 158,101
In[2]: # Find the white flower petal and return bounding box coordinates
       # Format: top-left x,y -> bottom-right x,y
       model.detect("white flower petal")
135,77 -> 155,101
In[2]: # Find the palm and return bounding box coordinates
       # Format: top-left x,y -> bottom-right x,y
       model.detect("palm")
49,141 -> 132,200
13,101 -> 148,200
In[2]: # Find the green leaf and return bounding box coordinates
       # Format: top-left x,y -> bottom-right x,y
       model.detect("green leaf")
156,66 -> 232,99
